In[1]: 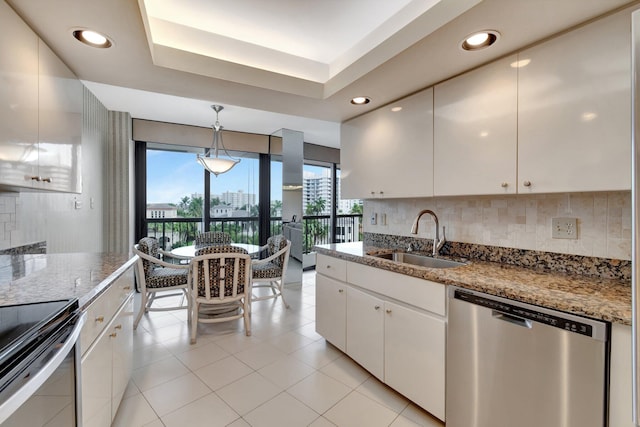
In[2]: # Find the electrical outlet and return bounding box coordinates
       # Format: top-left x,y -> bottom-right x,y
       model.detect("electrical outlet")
370,213 -> 377,225
552,217 -> 578,239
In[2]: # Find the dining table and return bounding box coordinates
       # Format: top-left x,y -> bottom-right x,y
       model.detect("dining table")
170,243 -> 261,259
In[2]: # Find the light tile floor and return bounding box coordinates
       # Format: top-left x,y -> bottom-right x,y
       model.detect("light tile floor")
113,271 -> 445,427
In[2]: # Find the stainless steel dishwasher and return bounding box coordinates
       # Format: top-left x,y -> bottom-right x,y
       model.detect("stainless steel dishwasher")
447,286 -> 610,427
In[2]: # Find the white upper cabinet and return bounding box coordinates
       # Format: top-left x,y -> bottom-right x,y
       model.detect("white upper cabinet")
517,9 -> 631,193
0,1 -> 39,188
434,55 -> 518,196
0,3 -> 82,193
38,40 -> 82,193
340,88 -> 434,199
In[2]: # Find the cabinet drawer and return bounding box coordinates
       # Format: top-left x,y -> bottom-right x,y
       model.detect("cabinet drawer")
80,293 -> 110,356
107,270 -> 134,315
316,254 -> 347,282
347,262 -> 446,316
80,270 -> 134,356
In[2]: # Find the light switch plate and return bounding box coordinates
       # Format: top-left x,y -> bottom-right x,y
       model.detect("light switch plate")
552,217 -> 578,239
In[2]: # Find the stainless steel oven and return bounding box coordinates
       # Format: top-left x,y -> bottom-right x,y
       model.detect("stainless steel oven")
0,299 -> 85,426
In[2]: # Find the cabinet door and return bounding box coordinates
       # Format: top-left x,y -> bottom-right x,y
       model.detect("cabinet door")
315,274 -> 347,351
38,39 -> 82,193
81,328 -> 113,427
346,286 -> 384,380
111,296 -> 134,420
384,301 -> 445,421
340,88 -> 434,199
0,1 -> 39,189
609,324 -> 633,427
434,56 -> 517,196
517,9 -> 631,193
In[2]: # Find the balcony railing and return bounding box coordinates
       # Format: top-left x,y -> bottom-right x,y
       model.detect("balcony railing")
302,215 -> 362,252
146,214 -> 362,251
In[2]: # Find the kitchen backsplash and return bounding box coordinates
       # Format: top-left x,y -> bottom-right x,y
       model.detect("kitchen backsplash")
0,195 -> 17,250
364,191 -> 631,261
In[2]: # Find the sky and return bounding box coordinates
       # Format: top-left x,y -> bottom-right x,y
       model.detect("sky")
146,149 -> 282,204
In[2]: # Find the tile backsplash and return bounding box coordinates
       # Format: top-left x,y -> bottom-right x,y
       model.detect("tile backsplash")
0,195 -> 17,249
364,191 -> 631,260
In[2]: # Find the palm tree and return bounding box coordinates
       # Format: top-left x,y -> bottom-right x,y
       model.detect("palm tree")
304,197 -> 329,251
270,200 -> 282,216
305,198 -> 326,216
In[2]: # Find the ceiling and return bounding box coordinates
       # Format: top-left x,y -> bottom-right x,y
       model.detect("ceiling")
6,0 -> 639,148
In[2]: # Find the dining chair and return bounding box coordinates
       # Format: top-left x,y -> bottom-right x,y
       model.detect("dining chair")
132,237 -> 190,330
194,231 -> 232,248
189,245 -> 252,343
251,235 -> 291,308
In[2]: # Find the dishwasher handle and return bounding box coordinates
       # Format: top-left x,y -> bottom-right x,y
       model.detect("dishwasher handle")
492,310 -> 533,329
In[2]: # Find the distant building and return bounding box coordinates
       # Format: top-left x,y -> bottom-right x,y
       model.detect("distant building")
303,170 -> 362,214
215,190 -> 256,210
210,205 -> 233,217
146,203 -> 177,219
232,209 -> 251,217
303,169 -> 332,215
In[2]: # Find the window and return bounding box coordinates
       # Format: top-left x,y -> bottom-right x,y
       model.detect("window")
146,147 -> 204,249
136,139 -> 362,253
270,156 -> 283,236
208,153 -> 260,244
336,168 -> 363,242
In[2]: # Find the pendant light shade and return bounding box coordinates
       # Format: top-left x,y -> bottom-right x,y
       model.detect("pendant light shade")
197,105 -> 240,176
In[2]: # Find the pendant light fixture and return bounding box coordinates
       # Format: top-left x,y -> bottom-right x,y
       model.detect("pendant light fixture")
197,105 -> 240,176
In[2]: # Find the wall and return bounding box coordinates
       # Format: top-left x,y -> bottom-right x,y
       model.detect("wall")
106,111 -> 133,253
364,191 -> 631,260
0,86 -> 109,253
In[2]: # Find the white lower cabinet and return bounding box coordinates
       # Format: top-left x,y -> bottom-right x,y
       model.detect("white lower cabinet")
609,323 -> 634,427
346,287 -> 384,380
111,297 -> 134,419
81,268 -> 134,427
81,323 -> 112,427
315,274 -> 347,352
384,301 -> 445,420
315,254 -> 446,421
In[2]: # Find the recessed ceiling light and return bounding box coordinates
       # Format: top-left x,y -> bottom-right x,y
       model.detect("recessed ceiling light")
391,106 -> 403,112
72,29 -> 113,48
460,30 -> 500,51
350,96 -> 371,105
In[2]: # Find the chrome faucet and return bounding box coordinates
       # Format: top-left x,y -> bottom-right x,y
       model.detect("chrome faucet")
410,209 -> 446,256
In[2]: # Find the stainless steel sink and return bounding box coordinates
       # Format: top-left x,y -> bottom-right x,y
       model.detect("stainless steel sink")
374,252 -> 467,269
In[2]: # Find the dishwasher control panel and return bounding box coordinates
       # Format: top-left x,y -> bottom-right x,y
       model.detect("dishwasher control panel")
453,289 -> 595,337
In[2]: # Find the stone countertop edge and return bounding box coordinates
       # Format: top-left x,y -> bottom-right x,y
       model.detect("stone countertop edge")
314,242 -> 632,326
0,253 -> 138,310
78,254 -> 139,309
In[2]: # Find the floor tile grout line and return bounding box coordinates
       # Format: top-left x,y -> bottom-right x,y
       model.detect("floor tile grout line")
121,273 -> 435,427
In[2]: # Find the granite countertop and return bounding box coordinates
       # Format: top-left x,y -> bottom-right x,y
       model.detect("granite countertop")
314,242 -> 632,325
0,252 -> 137,309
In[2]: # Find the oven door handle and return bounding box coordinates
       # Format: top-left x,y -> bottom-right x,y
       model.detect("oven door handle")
0,312 -> 86,425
